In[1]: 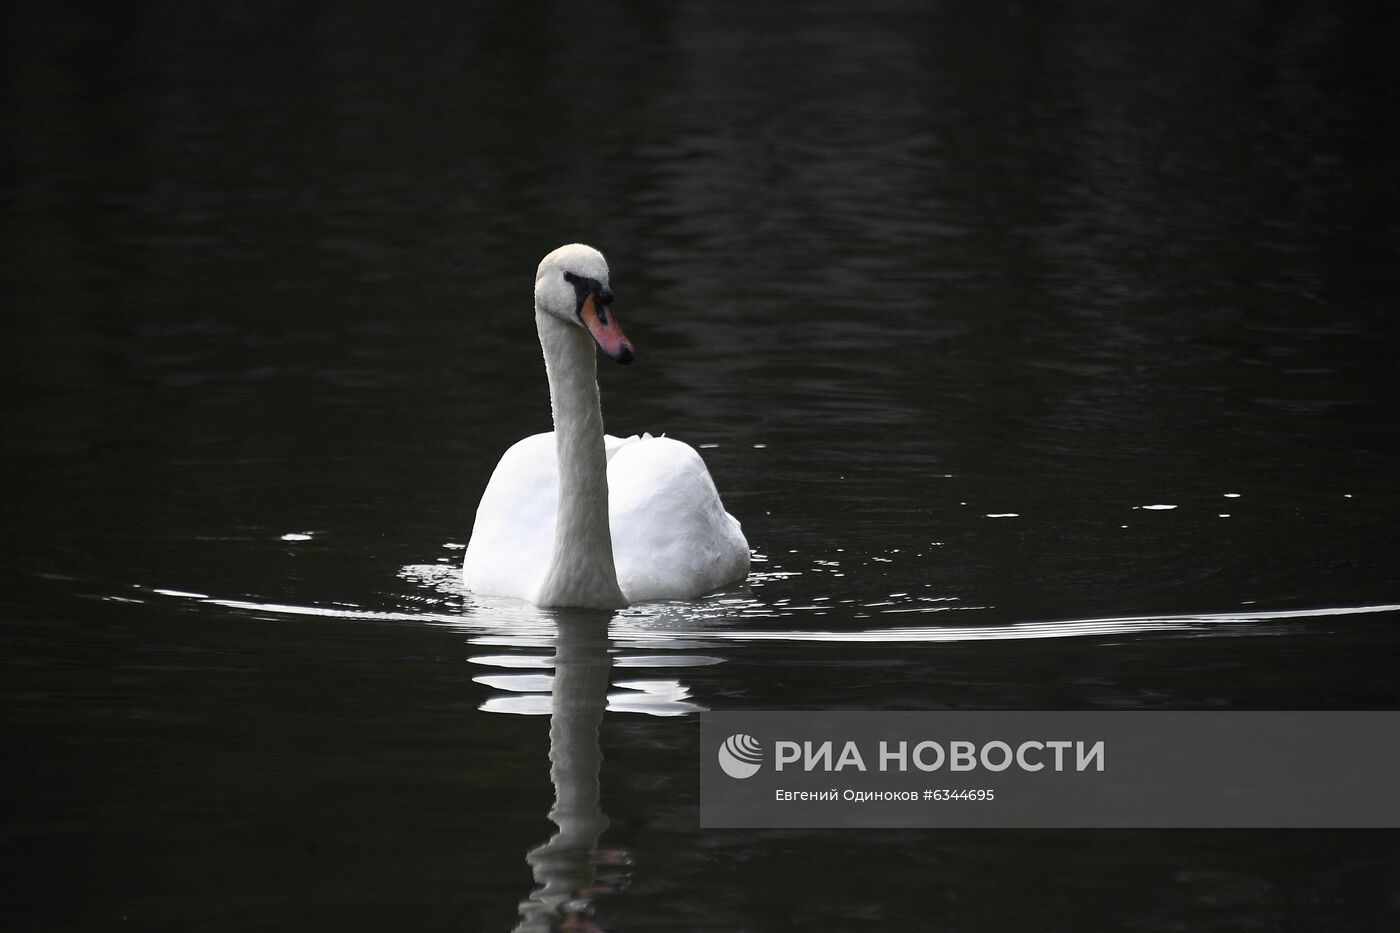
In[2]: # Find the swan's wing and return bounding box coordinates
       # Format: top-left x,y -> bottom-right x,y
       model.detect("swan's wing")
603,433 -> 637,460
463,432 -> 557,600
607,436 -> 750,602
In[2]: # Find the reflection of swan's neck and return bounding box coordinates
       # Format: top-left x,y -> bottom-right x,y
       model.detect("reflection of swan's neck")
517,619 -> 613,932
545,618 -> 612,850
534,311 -> 626,609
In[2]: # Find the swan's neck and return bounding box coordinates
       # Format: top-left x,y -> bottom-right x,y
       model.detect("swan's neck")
533,311 -> 627,609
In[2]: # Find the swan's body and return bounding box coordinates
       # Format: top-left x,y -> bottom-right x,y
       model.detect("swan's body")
464,244 -> 749,609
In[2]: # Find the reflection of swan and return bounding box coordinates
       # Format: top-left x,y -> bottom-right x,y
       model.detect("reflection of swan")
464,244 -> 750,609
515,617 -> 627,932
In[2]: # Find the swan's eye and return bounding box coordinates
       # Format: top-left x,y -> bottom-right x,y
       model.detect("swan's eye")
563,271 -> 613,311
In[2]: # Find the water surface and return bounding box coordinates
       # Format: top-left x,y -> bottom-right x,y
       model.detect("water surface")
3,0 -> 1399,929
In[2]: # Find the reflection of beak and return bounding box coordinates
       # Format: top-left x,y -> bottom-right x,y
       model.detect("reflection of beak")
579,293 -> 634,365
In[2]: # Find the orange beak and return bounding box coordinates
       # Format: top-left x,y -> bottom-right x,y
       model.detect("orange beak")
580,293 -> 634,365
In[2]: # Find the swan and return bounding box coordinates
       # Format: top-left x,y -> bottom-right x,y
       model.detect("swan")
464,243 -> 750,609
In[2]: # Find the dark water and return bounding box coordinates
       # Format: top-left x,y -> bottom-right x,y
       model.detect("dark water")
4,0 -> 1400,929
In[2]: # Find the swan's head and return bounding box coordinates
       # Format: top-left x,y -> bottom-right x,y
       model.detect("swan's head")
534,243 -> 634,365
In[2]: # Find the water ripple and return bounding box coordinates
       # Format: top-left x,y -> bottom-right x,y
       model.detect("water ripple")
149,582 -> 1400,646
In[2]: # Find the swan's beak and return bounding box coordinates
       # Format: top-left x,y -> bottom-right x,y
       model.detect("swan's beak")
580,293 -> 634,365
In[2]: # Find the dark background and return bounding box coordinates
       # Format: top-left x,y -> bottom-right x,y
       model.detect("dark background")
3,1 -> 1398,929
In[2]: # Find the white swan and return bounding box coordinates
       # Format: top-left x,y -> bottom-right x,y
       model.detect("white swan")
464,244 -> 750,609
